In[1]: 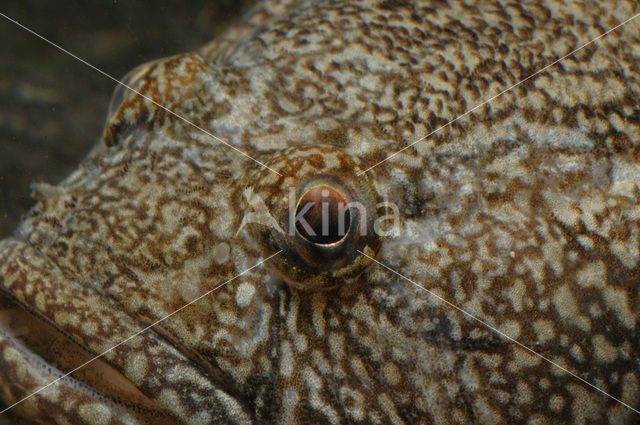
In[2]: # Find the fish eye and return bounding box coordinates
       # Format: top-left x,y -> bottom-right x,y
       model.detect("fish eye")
295,183 -> 351,245
241,146 -> 382,290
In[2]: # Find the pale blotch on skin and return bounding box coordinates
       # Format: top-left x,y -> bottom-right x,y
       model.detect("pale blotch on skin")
213,242 -> 230,264
235,281 -> 256,307
78,404 -> 111,425
125,352 -> 149,387
591,334 -> 618,364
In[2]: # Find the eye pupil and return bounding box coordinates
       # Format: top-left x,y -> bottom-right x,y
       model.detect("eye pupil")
295,185 -> 351,245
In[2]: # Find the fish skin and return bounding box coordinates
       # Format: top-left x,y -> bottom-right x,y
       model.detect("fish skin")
1,0 -> 640,423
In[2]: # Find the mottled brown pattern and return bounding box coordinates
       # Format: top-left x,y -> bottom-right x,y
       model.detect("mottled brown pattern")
1,0 -> 640,423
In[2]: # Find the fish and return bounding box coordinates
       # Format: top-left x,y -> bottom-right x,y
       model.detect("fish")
1,0 -> 640,423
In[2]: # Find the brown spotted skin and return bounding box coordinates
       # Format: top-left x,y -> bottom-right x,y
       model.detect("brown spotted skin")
2,0 -> 640,423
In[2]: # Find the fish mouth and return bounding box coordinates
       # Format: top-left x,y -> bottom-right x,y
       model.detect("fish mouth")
0,290 -> 176,424
0,237 -> 255,424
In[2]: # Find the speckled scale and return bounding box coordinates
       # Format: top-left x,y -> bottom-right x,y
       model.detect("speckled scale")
1,0 -> 640,424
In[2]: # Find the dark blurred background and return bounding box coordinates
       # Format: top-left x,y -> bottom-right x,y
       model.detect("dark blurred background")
0,0 -> 256,238
0,2 -> 255,422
